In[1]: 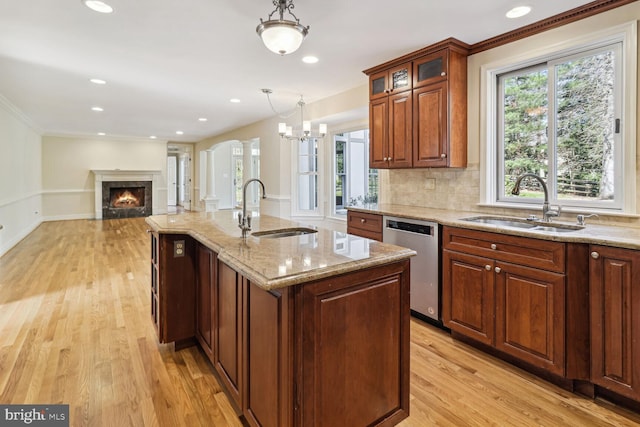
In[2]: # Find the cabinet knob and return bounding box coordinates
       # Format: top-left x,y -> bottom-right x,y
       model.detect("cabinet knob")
441,71 -> 446,76
490,244 -> 497,250
591,251 -> 600,259
495,267 -> 502,273
360,219 -> 366,224
440,153 -> 447,158
485,265 -> 491,271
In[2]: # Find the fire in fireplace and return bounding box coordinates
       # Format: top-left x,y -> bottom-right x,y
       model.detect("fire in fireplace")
102,180 -> 153,219
110,187 -> 144,208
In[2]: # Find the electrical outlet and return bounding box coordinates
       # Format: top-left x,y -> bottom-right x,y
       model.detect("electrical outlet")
174,240 -> 185,257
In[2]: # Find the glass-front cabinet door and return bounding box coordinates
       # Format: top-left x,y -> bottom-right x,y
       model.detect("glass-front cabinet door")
413,50 -> 448,88
369,62 -> 412,100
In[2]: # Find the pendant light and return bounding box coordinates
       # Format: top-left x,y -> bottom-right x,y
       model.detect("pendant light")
256,0 -> 309,55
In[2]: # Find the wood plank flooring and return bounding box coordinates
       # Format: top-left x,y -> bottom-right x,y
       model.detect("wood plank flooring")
0,217 -> 639,426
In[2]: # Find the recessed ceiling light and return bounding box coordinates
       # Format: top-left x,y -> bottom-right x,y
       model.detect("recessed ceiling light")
150,135 -> 157,139
82,0 -> 113,13
302,56 -> 319,64
198,117 -> 208,122
506,6 -> 531,18
230,98 -> 241,103
91,106 -> 104,112
90,78 -> 106,85
97,132 -> 106,136
176,131 -> 184,135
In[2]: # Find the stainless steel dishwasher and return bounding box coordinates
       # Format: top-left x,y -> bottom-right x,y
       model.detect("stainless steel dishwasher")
383,216 -> 440,322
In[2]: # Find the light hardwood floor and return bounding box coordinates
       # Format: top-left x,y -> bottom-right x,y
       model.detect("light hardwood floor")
0,218 -> 639,426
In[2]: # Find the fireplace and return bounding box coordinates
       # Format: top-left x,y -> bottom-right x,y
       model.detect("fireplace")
92,170 -> 162,219
102,181 -> 152,219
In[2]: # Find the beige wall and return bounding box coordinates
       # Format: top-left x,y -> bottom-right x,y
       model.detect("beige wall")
41,135 -> 169,220
0,96 -> 42,256
384,2 -> 640,227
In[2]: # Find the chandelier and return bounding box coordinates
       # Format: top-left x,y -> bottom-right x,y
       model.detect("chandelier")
256,0 -> 309,55
262,89 -> 326,141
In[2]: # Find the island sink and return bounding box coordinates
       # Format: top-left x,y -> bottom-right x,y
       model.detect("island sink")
252,227 -> 317,238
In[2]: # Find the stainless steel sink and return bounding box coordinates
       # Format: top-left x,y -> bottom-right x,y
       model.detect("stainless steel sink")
252,227 -> 318,238
462,216 -> 537,229
461,216 -> 583,233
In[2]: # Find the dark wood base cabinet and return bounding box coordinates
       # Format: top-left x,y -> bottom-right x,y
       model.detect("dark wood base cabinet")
152,234 -> 410,427
442,227 -> 589,381
590,245 -> 640,402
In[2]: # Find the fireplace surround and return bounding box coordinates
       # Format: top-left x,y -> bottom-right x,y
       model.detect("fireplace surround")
92,170 -> 162,220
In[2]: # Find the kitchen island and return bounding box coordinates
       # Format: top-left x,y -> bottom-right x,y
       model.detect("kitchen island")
145,211 -> 415,427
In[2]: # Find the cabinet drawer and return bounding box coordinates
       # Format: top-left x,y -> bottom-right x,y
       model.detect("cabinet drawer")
347,211 -> 382,240
443,226 -> 565,273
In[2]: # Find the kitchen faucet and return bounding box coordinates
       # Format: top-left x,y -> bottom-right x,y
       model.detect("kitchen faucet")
238,178 -> 267,239
511,173 -> 561,222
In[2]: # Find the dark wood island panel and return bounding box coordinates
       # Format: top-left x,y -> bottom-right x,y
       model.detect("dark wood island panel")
150,231 -> 411,427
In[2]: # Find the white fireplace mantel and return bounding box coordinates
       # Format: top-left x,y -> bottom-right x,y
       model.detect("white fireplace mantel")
92,169 -> 162,219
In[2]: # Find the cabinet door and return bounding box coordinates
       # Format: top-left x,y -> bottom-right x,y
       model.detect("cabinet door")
299,262 -> 410,426
495,262 -> 565,376
442,250 -> 495,345
369,98 -> 389,168
243,283 -> 292,427
388,90 -> 413,168
413,49 -> 448,88
216,261 -> 243,409
196,244 -> 215,362
590,245 -> 640,401
413,81 -> 448,168
369,62 -> 411,100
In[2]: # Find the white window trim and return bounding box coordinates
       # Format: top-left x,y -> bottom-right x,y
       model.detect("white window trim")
479,21 -> 637,215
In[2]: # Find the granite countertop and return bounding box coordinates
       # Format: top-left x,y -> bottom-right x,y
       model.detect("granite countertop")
145,211 -> 415,291
349,204 -> 640,250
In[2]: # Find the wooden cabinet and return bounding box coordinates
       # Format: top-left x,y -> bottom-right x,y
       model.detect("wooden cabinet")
196,243 -> 216,361
346,210 -> 383,241
369,75 -> 413,168
443,227 -> 588,377
216,261 -> 244,410
298,261 -> 410,426
149,232 -> 195,345
243,283 -> 293,427
369,62 -> 412,100
590,245 -> 640,401
151,231 -> 410,426
364,38 -> 469,169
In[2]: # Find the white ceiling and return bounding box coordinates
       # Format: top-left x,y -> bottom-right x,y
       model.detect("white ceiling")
0,0 -> 596,143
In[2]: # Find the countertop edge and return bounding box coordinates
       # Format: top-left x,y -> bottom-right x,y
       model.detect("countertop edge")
348,206 -> 640,250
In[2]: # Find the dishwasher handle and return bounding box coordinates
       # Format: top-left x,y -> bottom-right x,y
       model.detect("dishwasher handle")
385,220 -> 433,236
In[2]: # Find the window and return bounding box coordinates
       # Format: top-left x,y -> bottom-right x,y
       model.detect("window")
497,43 -> 622,209
333,129 -> 378,216
296,137 -> 319,212
483,23 -> 636,214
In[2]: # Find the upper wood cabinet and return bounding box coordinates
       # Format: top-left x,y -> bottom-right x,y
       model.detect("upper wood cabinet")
369,62 -> 412,100
364,38 -> 469,169
413,49 -> 448,88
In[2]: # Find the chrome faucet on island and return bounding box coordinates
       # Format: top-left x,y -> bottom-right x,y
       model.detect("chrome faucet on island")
238,178 -> 267,239
511,173 -> 561,222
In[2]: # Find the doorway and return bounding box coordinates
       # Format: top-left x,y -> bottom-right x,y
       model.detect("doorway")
168,144 -> 193,212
